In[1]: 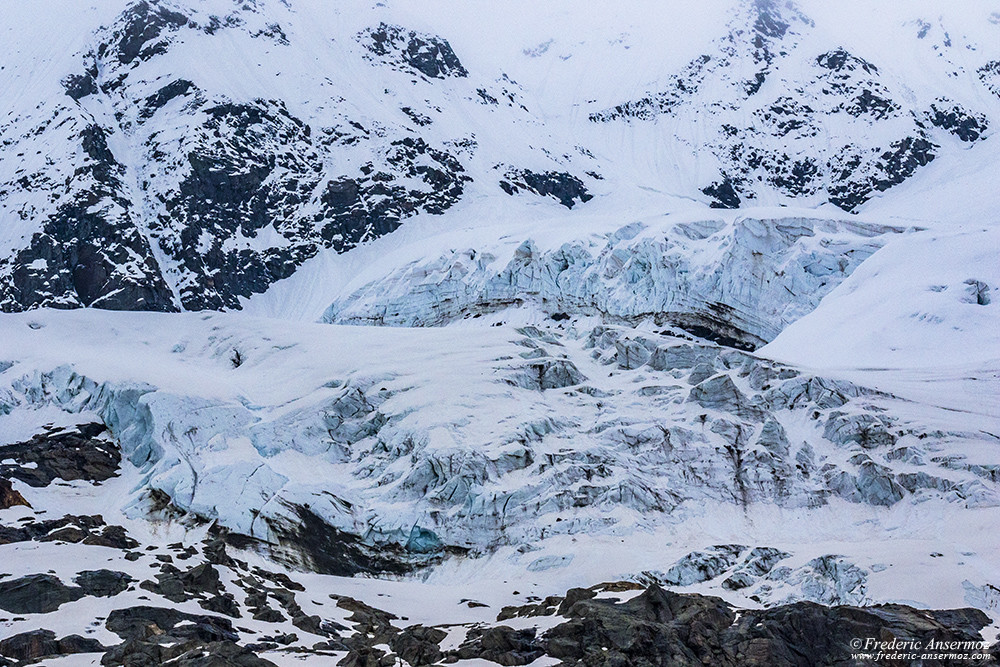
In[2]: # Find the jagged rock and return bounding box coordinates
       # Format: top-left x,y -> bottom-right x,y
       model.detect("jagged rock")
544,585 -> 737,665
0,629 -> 104,662
360,22 -> 468,79
0,574 -> 86,614
499,169 -> 593,209
106,605 -> 239,643
558,588 -> 598,615
0,423 -> 120,486
331,594 -> 399,640
140,562 -> 241,617
102,639 -> 276,667
586,2 -> 972,212
540,584 -> 992,666
497,596 -> 563,620
267,506 -> 415,576
926,99 -> 989,142
453,626 -> 544,666
75,570 -> 135,597
390,625 -> 447,666
337,645 -> 391,667
0,479 -> 30,510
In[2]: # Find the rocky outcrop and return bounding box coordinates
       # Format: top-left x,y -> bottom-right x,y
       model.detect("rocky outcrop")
0,630 -> 104,664
0,574 -> 87,614
140,562 -> 240,617
319,583 -> 996,667
589,2 -> 987,212
0,2 -> 577,314
359,22 -> 469,79
100,605 -> 274,667
499,168 -> 593,208
0,423 -> 119,487
0,514 -> 138,549
510,584 -> 993,667
76,570 -> 135,598
0,479 -> 30,510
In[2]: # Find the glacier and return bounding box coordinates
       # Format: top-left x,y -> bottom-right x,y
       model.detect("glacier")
1,0 -> 999,664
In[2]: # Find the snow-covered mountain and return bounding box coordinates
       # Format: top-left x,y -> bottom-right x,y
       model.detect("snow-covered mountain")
2,0 -> 998,313
1,0 -> 999,665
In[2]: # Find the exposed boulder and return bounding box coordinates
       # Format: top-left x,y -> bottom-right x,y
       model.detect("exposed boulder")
0,514 -> 138,550
0,629 -> 104,663
360,22 -> 469,79
499,169 -> 593,209
75,569 -> 135,598
0,479 -> 30,510
0,423 -> 120,487
0,574 -> 86,614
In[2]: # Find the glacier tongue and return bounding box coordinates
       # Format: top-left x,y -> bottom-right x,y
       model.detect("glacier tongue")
322,212 -> 907,346
2,308 -> 998,588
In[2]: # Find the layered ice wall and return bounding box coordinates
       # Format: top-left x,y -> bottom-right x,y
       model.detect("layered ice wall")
2,305 -> 998,592
323,214 -> 907,347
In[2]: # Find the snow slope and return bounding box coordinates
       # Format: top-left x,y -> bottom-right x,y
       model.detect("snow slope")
1,0 -> 999,312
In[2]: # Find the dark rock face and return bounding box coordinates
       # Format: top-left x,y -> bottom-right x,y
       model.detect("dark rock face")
106,605 -> 240,642
322,583 -> 996,667
0,514 -> 138,549
105,0 -> 190,66
454,626 -> 544,665
104,640 -> 277,667
816,47 -> 878,75
980,60 -> 1000,98
589,53 -> 714,122
702,176 -> 742,209
101,606 -> 269,667
63,70 -> 98,101
0,574 -> 86,614
0,3 -> 481,314
76,570 -> 135,598
264,506 -> 418,576
0,118 -> 178,312
141,562 -> 240,617
538,585 -> 992,667
827,135 -> 936,212
390,626 -> 448,666
925,100 -> 989,142
0,630 -> 104,663
139,78 -> 196,119
499,169 -> 593,208
589,2 -> 987,213
0,423 -> 120,487
0,479 -> 30,510
360,22 -> 468,79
